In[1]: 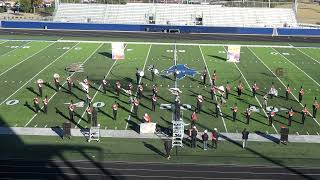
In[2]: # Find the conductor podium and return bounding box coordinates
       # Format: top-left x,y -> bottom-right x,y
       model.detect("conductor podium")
63,122 -> 71,139
280,126 -> 289,144
140,123 -> 156,134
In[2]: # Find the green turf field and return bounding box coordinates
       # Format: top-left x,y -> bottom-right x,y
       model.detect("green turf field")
0,39 -> 319,135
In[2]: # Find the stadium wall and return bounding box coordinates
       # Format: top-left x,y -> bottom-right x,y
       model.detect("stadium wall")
1,21 -> 320,36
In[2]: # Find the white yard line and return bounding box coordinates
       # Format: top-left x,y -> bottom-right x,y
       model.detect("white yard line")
199,45 -> 228,133
295,48 -> 320,65
125,44 -> 152,130
24,43 -> 103,127
0,41 -> 32,58
0,42 -> 56,78
249,47 -> 320,127
232,60 -> 279,134
272,47 -> 320,88
0,42 -> 80,106
0,40 -> 8,45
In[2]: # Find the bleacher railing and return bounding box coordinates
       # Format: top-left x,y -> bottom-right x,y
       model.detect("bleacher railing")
58,0 -> 293,8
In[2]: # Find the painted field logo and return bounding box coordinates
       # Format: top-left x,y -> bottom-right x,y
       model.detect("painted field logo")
162,64 -> 199,80
275,68 -> 284,77
65,63 -> 84,72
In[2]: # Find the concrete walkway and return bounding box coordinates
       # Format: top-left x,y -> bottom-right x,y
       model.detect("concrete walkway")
0,127 -> 320,143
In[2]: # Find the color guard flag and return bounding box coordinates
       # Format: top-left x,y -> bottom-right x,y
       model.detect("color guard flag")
112,42 -> 125,60
227,45 -> 241,63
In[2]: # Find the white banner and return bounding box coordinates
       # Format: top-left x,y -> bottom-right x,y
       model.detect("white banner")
112,42 -> 125,60
140,123 -> 156,134
227,45 -> 241,63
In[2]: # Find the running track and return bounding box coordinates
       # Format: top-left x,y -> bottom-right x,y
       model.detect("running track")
0,159 -> 319,180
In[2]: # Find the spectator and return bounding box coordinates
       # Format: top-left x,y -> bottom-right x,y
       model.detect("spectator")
212,128 -> 219,149
164,139 -> 172,160
190,126 -> 198,148
242,128 -> 249,148
202,130 -> 209,150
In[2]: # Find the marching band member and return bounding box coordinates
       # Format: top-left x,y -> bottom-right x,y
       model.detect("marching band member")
313,97 -> 319,118
68,100 -> 75,121
197,95 -> 203,114
237,81 -> 244,97
115,81 -> 121,96
231,103 -> 238,121
112,101 -> 119,120
285,84 -> 291,101
43,95 -> 49,114
152,94 -> 157,112
288,107 -> 294,126
299,86 -> 304,103
252,81 -> 259,97
302,104 -> 309,124
53,73 -> 60,91
225,81 -> 231,99
245,105 -> 252,124
102,78 -> 108,94
33,97 -> 40,113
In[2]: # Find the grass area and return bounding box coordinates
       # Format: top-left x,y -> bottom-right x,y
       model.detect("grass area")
0,40 -> 319,135
1,135 -> 320,167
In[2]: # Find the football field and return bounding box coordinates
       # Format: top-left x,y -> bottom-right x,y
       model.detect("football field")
0,39 -> 319,135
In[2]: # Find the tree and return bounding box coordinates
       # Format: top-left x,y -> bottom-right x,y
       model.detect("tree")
17,0 -> 42,13
19,0 -> 32,12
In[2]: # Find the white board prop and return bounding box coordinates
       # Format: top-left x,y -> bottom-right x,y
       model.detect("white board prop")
112,42 -> 125,60
140,123 -> 156,134
227,45 -> 241,63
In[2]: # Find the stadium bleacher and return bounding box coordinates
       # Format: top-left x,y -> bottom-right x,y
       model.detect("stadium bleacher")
53,3 -> 298,27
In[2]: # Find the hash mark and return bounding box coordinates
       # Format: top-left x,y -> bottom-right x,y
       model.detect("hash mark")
44,125 -> 47,128
317,132 -> 319,135
296,132 -> 299,135
266,131 -> 269,134
307,132 -> 309,135
34,125 -> 37,128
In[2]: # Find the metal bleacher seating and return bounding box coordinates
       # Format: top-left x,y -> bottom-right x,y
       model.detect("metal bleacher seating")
53,3 -> 298,27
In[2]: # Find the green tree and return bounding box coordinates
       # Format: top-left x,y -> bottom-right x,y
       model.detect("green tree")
19,0 -> 32,12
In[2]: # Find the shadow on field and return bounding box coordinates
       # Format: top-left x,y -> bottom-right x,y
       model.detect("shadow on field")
219,133 -> 316,180
208,55 -> 226,61
0,115 -> 124,180
26,87 -> 40,97
143,141 -> 165,157
255,131 -> 280,144
99,52 -> 112,59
